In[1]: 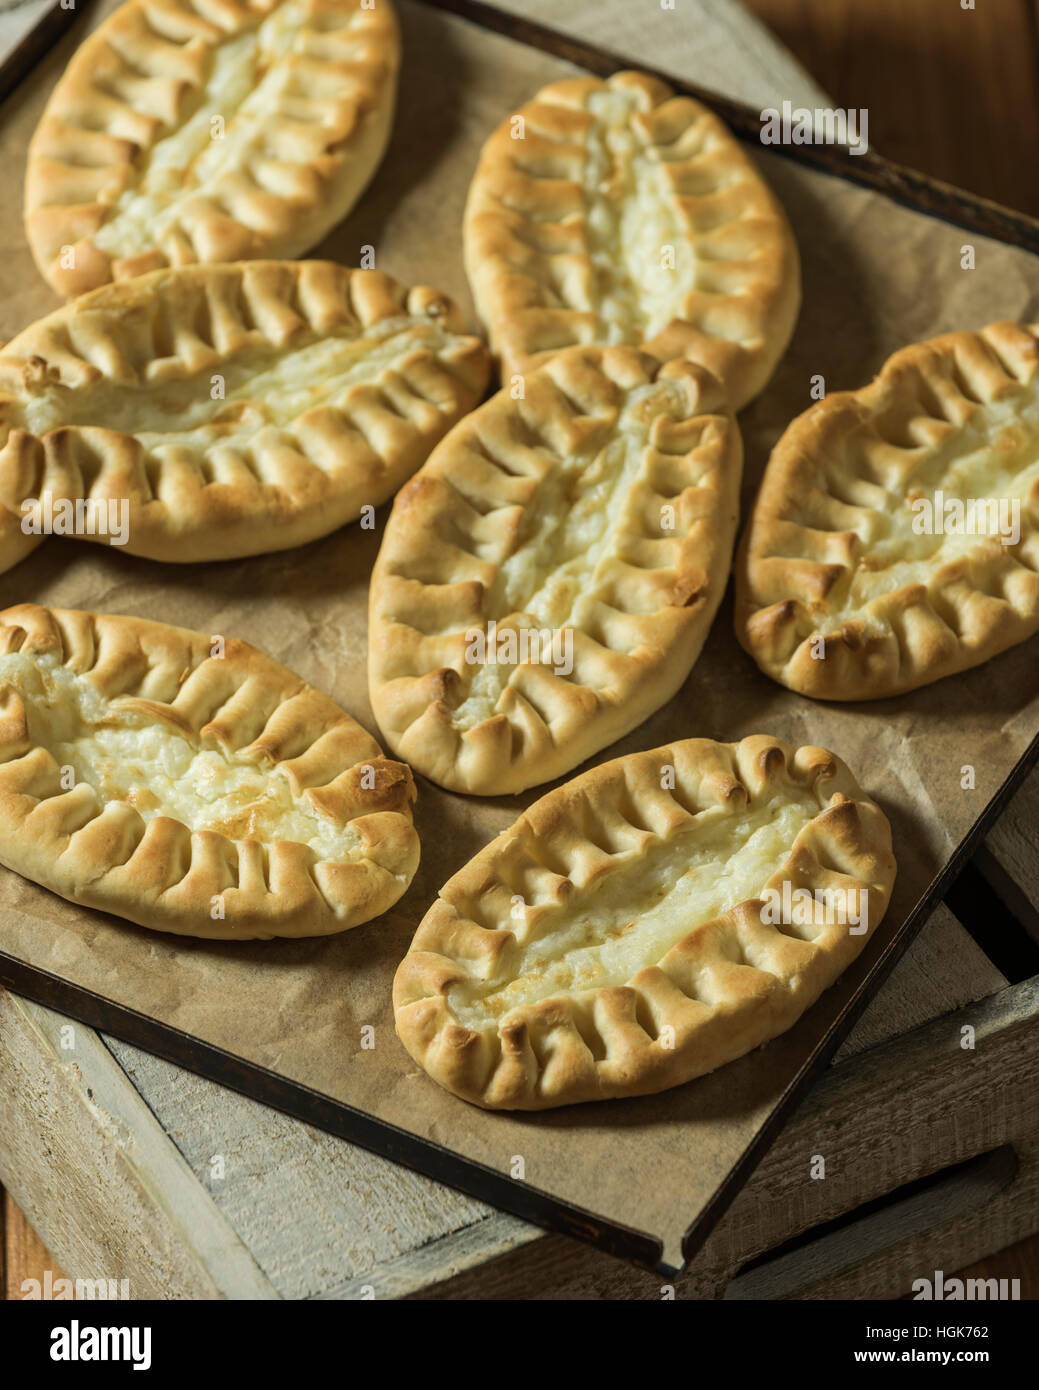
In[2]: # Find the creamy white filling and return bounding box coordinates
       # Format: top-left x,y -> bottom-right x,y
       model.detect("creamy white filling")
450,379 -> 683,729
16,317 -> 455,454
824,388 -> 1039,628
92,2 -> 327,261
582,89 -> 696,342
450,793 -> 818,1027
0,652 -> 359,860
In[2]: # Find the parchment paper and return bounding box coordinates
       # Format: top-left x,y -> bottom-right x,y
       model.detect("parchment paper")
0,0 -> 1036,1271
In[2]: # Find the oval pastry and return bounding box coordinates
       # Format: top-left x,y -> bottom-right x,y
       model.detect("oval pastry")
735,322 -> 1039,699
463,70 -> 800,410
394,735 -> 895,1109
0,261 -> 490,573
0,604 -> 419,939
368,344 -> 742,795
26,0 -> 400,298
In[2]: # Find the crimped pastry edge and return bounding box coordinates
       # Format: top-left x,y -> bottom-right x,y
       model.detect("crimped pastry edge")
393,734 -> 896,1109
25,0 -> 401,297
463,70 -> 801,410
368,343 -> 742,795
734,321 -> 1039,700
0,261 -> 490,573
0,603 -> 419,939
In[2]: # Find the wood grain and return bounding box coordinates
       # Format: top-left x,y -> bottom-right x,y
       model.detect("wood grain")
745,0 -> 1039,217
0,990 -> 280,1300
3,1190 -> 61,1301
984,771 -> 1039,929
957,1231 -> 1039,1299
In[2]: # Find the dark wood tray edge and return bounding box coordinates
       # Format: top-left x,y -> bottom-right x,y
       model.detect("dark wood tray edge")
413,0 -> 1039,254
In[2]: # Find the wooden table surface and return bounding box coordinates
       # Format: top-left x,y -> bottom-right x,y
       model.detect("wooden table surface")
747,0 -> 1039,218
3,0 -> 1039,1299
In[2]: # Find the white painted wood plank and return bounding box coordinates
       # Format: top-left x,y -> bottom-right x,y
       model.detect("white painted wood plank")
0,991 -> 279,1299
108,1038 -> 499,1299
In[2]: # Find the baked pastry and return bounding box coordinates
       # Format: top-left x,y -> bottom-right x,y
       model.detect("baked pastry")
735,322 -> 1039,699
25,0 -> 400,298
394,734 -> 895,1109
463,71 -> 800,409
0,261 -> 490,573
0,603 -> 419,939
368,344 -> 742,796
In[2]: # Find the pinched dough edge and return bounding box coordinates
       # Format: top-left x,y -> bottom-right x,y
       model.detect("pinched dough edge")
0,261 -> 490,573
735,322 -> 1039,699
463,70 -> 800,409
393,735 -> 896,1109
0,603 -> 419,939
25,0 -> 400,297
368,344 -> 742,796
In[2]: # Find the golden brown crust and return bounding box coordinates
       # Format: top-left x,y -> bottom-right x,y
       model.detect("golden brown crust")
0,261 -> 490,572
393,734 -> 896,1109
25,0 -> 400,297
0,603 -> 419,939
463,71 -> 800,409
735,322 -> 1039,699
368,343 -> 742,796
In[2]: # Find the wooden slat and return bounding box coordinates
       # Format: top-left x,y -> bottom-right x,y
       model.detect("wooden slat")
708,976 -> 1039,1300
107,1028 -> 512,1299
984,768 -> 1039,928
0,991 -> 281,1300
402,978 -> 1039,1298
834,904 -> 1005,1060
724,1148 -> 1020,1300
958,1229 -> 1039,1299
